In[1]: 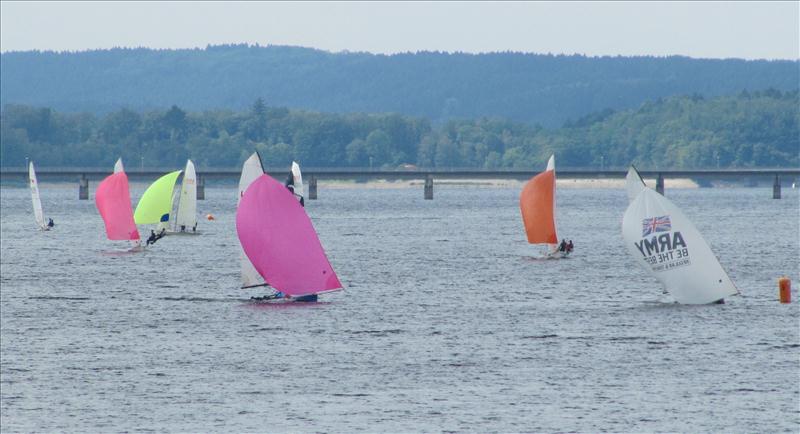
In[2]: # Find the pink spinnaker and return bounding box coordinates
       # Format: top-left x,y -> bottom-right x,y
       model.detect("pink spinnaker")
236,174 -> 342,296
95,172 -> 140,241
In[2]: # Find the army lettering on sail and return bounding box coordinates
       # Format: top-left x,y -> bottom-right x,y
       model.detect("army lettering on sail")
634,215 -> 691,271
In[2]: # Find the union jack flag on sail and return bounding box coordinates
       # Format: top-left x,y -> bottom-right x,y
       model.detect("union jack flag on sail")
642,215 -> 671,237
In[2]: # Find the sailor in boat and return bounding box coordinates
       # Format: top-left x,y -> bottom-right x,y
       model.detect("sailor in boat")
284,172 -> 305,207
146,230 -> 157,246
192,223 -> 197,233
558,239 -> 567,253
252,290 -> 318,303
47,218 -> 54,228
566,240 -> 574,254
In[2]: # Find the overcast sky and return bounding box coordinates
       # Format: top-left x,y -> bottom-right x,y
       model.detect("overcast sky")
1,1 -> 798,60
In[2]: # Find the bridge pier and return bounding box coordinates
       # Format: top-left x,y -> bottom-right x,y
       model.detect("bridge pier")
655,173 -> 664,196
773,175 -> 781,199
197,175 -> 205,200
79,175 -> 89,200
424,174 -> 433,200
309,176 -> 318,200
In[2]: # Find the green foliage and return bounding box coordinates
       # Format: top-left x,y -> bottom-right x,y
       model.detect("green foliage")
1,91 -> 797,169
1,45 -> 798,127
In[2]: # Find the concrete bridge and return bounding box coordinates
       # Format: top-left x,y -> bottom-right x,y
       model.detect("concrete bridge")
1,166 -> 798,200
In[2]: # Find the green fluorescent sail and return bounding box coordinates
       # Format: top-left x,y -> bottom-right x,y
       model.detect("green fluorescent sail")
134,170 -> 182,224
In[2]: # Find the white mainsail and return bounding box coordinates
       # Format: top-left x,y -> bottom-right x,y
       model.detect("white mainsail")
622,173 -> 739,304
291,161 -> 304,199
625,165 -> 647,203
28,161 -> 47,230
113,158 -> 124,174
174,160 -> 197,231
238,152 -> 267,288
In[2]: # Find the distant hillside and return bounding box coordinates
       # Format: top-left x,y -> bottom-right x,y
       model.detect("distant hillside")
1,45 -> 798,127
2,90 -> 796,169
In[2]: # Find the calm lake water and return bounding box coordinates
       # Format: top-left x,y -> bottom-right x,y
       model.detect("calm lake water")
1,182 -> 798,432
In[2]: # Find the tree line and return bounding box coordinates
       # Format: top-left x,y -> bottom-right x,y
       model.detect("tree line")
2,90 -> 797,170
2,45 -> 798,127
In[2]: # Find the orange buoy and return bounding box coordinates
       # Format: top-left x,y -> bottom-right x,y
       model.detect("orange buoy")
206,213 -> 215,221
779,277 -> 791,303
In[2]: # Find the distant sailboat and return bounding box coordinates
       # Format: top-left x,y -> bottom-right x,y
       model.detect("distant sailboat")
28,161 -> 49,231
291,161 -> 304,202
237,173 -> 343,300
134,170 -> 182,232
622,165 -> 740,304
520,154 -> 568,258
238,152 -> 267,289
171,160 -> 199,234
96,158 -> 141,249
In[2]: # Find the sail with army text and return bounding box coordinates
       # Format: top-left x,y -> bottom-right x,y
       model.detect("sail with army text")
622,166 -> 739,304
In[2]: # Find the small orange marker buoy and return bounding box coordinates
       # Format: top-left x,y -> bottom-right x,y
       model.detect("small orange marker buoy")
206,213 -> 215,221
779,276 -> 791,303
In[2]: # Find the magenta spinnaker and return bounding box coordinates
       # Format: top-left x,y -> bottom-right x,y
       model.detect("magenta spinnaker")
95,172 -> 140,241
236,174 -> 342,296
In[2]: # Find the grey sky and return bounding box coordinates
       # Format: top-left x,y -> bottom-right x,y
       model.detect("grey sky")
1,1 -> 798,60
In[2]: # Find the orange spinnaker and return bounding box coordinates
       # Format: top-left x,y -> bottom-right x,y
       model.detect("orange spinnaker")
520,169 -> 557,244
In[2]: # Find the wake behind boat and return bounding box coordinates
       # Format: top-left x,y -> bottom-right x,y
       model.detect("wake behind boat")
622,166 -> 740,304
520,154 -> 573,258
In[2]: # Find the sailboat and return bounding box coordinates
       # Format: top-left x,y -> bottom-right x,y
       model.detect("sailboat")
169,160 -> 199,234
95,158 -> 141,249
134,169 -> 183,233
520,154 -> 568,258
291,161 -> 304,203
622,166 -> 740,304
238,152 -> 267,289
28,161 -> 50,231
236,172 -> 343,301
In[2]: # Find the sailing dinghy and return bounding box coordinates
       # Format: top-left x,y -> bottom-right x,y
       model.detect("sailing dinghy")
134,169 -> 183,234
520,154 -> 569,258
237,173 -> 343,302
96,158 -> 142,250
28,161 -> 50,231
169,160 -> 199,234
238,152 -> 268,289
622,166 -> 740,304
290,161 -> 305,205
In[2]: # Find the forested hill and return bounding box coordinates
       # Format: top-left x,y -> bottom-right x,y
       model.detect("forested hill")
1,45 -> 798,127
2,90 -> 797,169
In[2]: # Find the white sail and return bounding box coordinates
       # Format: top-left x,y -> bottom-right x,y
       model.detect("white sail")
238,152 -> 266,288
625,165 -> 647,203
28,161 -> 47,230
113,158 -> 124,174
622,187 -> 739,304
291,161 -> 304,199
174,160 -> 197,230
